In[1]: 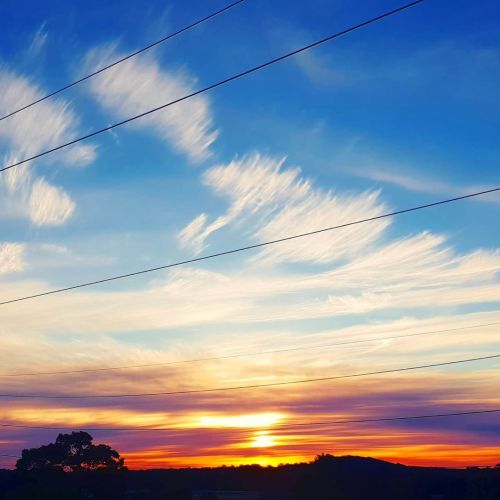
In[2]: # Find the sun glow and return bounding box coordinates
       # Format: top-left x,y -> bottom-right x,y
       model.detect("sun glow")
197,412 -> 284,429
250,431 -> 278,448
4,407 -> 173,427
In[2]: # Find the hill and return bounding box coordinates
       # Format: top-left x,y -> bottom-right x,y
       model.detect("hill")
0,454 -> 499,499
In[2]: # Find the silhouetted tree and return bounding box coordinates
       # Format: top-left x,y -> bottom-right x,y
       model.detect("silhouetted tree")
16,431 -> 126,472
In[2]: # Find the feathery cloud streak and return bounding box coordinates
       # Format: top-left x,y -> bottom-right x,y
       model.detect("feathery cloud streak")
85,46 -> 218,163
0,70 -> 95,227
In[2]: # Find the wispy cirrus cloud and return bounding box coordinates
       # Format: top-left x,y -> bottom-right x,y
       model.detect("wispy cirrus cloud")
179,154 -> 388,263
0,242 -> 25,275
353,164 -> 500,204
0,69 -> 97,227
85,45 -> 218,163
0,159 -> 76,227
28,178 -> 76,226
26,22 -> 49,57
0,70 -> 96,162
179,155 -> 311,254
1,184 -> 499,337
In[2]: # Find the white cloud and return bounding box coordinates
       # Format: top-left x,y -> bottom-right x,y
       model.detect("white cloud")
0,243 -> 25,275
62,144 -> 98,167
254,189 -> 386,265
357,167 -> 454,195
204,155 -> 310,205
0,150 -> 496,337
27,22 -> 48,57
353,165 -> 500,204
178,213 -> 209,254
0,70 -> 96,161
28,178 -> 76,226
179,155 -> 311,253
170,152 -> 500,326
85,46 -> 217,163
0,156 -> 31,220
179,154 -> 388,264
294,50 -> 347,86
2,229 -> 499,336
0,70 -> 93,226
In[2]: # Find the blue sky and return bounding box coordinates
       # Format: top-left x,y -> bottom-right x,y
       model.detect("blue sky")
0,0 -> 499,467
1,0 -> 499,256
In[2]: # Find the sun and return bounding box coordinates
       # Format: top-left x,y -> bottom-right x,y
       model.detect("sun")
250,431 -> 278,448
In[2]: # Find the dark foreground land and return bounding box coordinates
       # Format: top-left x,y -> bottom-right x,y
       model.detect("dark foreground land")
1,455 -> 499,500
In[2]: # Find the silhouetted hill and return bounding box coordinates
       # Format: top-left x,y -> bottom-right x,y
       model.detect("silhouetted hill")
0,454 -> 499,499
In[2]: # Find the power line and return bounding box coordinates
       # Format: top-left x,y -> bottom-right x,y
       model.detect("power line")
0,354 -> 497,399
0,409 -> 498,434
1,185 -> 499,306
2,321 -> 498,378
0,0 -> 426,175
0,0 -> 246,122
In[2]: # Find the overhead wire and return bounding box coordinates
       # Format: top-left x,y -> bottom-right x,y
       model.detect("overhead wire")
1,185 -> 499,306
1,321 -> 498,378
0,354 -> 497,399
0,0 -> 247,122
0,0 -> 426,175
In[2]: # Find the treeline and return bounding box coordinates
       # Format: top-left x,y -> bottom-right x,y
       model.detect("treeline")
1,454 -> 499,499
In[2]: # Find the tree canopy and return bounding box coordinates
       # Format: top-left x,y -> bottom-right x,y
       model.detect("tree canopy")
16,432 -> 126,472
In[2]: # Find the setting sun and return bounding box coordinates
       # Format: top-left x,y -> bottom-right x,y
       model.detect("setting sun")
249,431 -> 278,448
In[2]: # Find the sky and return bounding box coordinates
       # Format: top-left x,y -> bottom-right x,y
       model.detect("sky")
0,0 -> 499,469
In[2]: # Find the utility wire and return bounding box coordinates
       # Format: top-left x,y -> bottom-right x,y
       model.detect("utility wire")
0,409 -> 498,433
0,0 -> 426,175
1,185 -> 499,306
0,354 -> 497,399
0,0 -> 246,122
2,321 -> 498,378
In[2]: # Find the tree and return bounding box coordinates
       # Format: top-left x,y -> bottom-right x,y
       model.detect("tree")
16,431 -> 126,472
